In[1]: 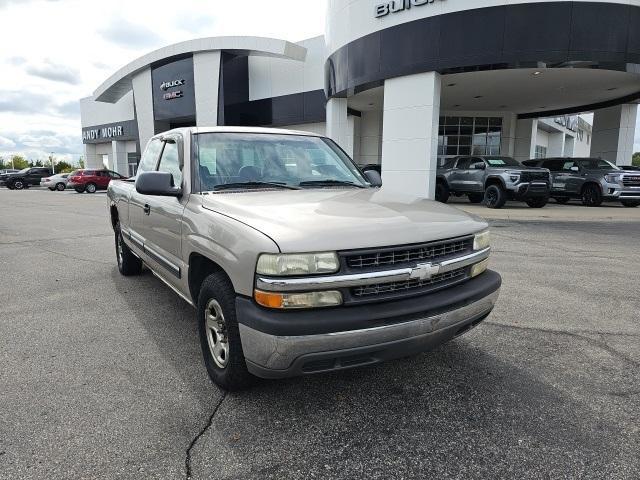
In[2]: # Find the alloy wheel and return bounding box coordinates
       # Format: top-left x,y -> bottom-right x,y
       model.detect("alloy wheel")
205,299 -> 229,369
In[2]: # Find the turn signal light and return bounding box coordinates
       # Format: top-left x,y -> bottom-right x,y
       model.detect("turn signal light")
471,259 -> 489,278
254,289 -> 343,309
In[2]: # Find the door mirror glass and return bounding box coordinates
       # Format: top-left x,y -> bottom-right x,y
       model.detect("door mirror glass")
136,171 -> 181,197
363,169 -> 382,187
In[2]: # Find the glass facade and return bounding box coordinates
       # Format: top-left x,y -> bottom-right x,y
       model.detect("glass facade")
127,152 -> 140,177
535,145 -> 547,159
438,116 -> 503,159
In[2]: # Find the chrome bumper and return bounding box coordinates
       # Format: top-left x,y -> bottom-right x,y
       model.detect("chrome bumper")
240,289 -> 499,377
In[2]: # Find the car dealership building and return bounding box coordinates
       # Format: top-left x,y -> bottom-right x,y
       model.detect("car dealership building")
80,0 -> 640,197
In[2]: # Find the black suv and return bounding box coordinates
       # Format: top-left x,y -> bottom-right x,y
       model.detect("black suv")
0,167 -> 53,190
522,157 -> 640,207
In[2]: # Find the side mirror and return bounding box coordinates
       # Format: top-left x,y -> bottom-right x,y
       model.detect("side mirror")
570,166 -> 579,172
363,169 -> 382,187
136,171 -> 181,197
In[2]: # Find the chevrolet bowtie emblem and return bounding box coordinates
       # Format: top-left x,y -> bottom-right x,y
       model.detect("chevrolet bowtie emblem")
409,262 -> 440,280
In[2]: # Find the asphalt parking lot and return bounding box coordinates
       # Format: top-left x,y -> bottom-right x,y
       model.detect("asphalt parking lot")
1,188 -> 639,479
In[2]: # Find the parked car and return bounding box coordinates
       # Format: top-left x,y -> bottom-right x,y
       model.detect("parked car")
0,169 -> 19,175
0,167 -> 52,190
436,156 -> 551,208
108,127 -> 501,390
68,169 -> 127,193
41,173 -> 70,191
522,157 -> 640,207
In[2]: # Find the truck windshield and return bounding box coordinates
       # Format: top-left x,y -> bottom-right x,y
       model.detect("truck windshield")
485,157 -> 521,167
194,133 -> 368,192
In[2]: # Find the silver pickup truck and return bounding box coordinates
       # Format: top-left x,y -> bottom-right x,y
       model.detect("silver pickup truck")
107,127 -> 501,390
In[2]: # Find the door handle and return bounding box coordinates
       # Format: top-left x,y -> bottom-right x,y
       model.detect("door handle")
143,204 -> 151,215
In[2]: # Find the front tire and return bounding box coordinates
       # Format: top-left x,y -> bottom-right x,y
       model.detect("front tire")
197,273 -> 254,391
581,184 -> 603,207
55,183 -> 65,191
115,224 -> 142,276
526,197 -> 548,208
435,182 -> 450,203
621,200 -> 640,208
13,180 -> 25,190
85,183 -> 97,194
484,184 -> 507,209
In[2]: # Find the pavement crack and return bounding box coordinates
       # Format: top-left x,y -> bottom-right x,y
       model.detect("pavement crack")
485,322 -> 640,368
185,392 -> 227,480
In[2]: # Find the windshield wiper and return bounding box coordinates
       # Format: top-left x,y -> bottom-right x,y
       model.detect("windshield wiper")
299,180 -> 365,188
213,181 -> 300,191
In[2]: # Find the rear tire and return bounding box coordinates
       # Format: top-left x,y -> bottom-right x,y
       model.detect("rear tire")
115,224 -> 142,276
13,180 -> 25,190
435,182 -> 450,203
197,272 -> 255,391
581,184 -> 603,207
554,197 -> 571,204
526,197 -> 548,208
621,200 -> 640,208
55,183 -> 65,191
85,183 -> 97,194
468,193 -> 484,204
484,184 -> 507,209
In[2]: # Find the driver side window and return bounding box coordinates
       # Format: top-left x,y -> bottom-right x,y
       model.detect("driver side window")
456,157 -> 472,170
138,139 -> 163,175
157,141 -> 182,187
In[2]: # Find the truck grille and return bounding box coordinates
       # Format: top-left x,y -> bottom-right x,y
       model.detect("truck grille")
351,267 -> 468,298
623,175 -> 640,187
344,237 -> 473,270
521,171 -> 549,183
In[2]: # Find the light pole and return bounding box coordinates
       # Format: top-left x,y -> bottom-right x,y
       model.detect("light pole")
50,152 -> 55,174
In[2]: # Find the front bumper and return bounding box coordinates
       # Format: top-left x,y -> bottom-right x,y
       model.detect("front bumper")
237,270 -> 501,378
511,182 -> 550,199
602,183 -> 640,200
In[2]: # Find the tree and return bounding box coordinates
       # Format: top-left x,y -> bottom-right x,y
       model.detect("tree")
0,156 -> 6,170
10,155 -> 29,169
633,152 -> 640,167
56,161 -> 75,173
78,157 -> 85,169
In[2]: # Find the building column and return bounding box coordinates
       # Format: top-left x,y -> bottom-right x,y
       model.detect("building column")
591,104 -> 638,166
381,71 -> 441,199
513,118 -> 538,163
359,110 -> 383,165
132,68 -> 155,152
112,141 -> 128,176
326,98 -> 357,157
83,143 -> 101,169
548,132 -> 566,157
194,51 -> 221,126
501,113 -> 518,157
564,134 -> 576,157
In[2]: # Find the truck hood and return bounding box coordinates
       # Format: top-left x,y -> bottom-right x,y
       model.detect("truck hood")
201,188 -> 487,252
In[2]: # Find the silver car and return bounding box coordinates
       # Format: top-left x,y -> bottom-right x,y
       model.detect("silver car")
41,173 -> 70,191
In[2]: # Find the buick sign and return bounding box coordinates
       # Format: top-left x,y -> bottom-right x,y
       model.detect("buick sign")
375,0 -> 444,18
160,79 -> 185,91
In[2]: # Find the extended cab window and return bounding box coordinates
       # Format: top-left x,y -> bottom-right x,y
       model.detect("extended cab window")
157,141 -> 182,187
138,139 -> 163,175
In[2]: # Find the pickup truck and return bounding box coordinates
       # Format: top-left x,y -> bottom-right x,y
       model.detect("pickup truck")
436,156 -> 551,208
108,127 -> 501,390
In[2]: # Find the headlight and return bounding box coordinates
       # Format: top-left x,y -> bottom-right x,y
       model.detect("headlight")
473,230 -> 490,251
254,290 -> 343,309
256,252 -> 339,276
604,174 -> 622,184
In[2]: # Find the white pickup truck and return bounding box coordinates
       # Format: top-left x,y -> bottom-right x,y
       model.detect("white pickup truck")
108,127 -> 501,390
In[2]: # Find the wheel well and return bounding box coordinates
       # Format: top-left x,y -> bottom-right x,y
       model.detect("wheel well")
581,182 -> 602,194
188,254 -> 231,304
109,204 -> 119,231
485,177 -> 505,189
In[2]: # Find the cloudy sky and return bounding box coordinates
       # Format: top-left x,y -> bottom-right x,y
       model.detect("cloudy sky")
0,0 -> 327,163
1,0 -> 639,165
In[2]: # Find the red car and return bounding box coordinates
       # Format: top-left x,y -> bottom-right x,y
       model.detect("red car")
67,169 -> 127,193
